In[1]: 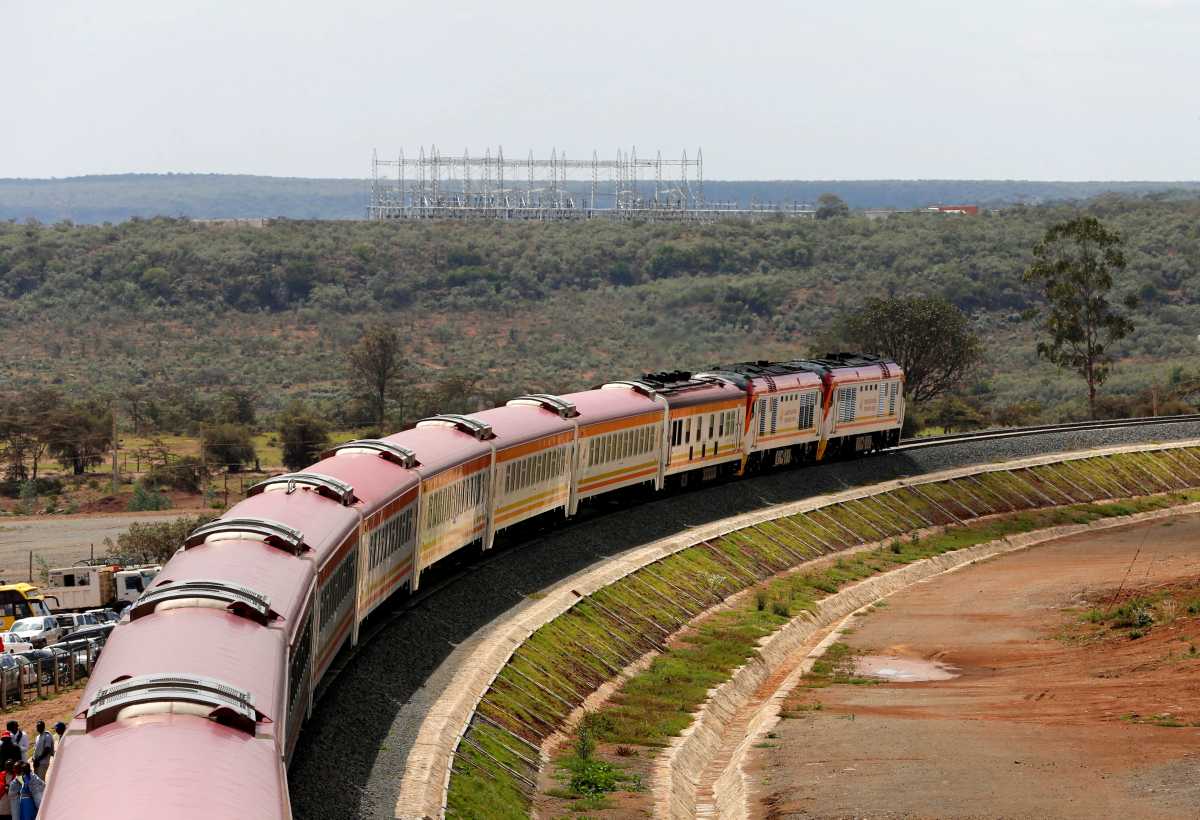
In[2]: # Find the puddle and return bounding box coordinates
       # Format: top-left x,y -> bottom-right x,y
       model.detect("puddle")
854,655 -> 960,682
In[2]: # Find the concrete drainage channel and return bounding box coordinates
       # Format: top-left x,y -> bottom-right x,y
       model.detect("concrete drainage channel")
394,440 -> 1200,819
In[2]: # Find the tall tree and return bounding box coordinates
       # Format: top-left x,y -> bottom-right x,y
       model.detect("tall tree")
348,322 -> 405,428
833,295 -> 983,404
201,423 -> 257,473
279,401 -> 331,471
815,193 -> 849,220
47,399 -> 113,475
1024,216 -> 1135,419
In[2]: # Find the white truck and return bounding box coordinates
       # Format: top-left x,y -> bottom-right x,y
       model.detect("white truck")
43,564 -> 162,612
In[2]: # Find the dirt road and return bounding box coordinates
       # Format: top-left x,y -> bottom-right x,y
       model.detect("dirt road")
0,511 -> 191,580
750,514 -> 1200,820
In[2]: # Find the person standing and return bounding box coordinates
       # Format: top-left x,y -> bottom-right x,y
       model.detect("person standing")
0,762 -> 12,820
4,726 -> 25,766
8,762 -> 42,820
30,724 -> 52,782
0,737 -> 17,771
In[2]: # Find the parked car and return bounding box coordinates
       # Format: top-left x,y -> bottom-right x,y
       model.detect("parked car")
9,616 -> 62,649
0,632 -> 32,654
54,612 -> 99,633
58,623 -> 114,646
84,608 -> 119,624
16,649 -> 58,686
0,653 -> 33,698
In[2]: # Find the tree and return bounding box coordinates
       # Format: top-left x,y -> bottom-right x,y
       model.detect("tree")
1024,216 -> 1135,419
47,399 -> 112,475
348,322 -> 404,428
279,402 -> 331,471
201,423 -> 256,472
216,388 -> 257,426
103,514 -> 216,565
832,296 -> 983,405
815,193 -> 849,220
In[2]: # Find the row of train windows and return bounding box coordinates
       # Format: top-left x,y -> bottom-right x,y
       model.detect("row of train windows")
426,472 -> 488,529
504,447 -> 568,494
369,507 -> 415,570
670,410 -> 737,447
318,553 -> 355,633
588,424 -> 657,468
837,382 -> 900,423
757,391 -> 818,436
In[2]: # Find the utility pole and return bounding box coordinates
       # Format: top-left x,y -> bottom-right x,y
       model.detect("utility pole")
111,403 -> 119,494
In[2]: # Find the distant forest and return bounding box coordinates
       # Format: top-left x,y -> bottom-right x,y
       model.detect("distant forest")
3,173 -> 1200,223
2,193 -> 1199,432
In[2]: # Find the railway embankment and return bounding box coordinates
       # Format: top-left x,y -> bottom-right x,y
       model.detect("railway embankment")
395,440 -> 1200,819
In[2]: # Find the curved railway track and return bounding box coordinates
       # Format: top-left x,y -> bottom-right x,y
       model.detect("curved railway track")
287,416 -> 1200,819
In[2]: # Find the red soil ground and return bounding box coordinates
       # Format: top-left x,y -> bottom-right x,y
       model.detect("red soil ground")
750,514 -> 1200,819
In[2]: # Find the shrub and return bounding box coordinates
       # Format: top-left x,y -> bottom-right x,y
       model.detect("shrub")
573,728 -> 595,762
770,600 -> 790,617
128,482 -> 171,512
144,456 -> 208,493
755,590 -> 768,611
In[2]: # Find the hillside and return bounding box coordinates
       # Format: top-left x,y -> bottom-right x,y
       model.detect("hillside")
2,195 -> 1198,430
4,174 -> 1200,223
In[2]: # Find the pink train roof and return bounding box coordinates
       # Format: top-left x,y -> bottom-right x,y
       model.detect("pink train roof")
224,488 -> 360,567
559,386 -> 662,426
75,608 -> 286,720
383,425 -> 492,477
147,537 -> 314,630
302,449 -> 419,508
41,716 -> 287,820
471,403 -> 574,449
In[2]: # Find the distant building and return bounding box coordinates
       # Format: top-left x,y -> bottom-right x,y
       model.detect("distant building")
926,204 -> 980,215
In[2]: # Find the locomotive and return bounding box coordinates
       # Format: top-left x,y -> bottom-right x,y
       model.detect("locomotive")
40,353 -> 902,819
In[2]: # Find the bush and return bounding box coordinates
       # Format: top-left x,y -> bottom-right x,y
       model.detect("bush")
144,456 -> 208,493
103,513 -> 216,564
0,477 -> 63,499
128,482 -> 171,512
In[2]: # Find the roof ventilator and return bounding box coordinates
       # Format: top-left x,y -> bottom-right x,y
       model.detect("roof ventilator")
416,414 -> 495,440
130,579 -> 276,625
247,473 -> 356,506
601,380 -> 658,399
184,517 -> 307,554
85,674 -> 261,735
507,394 -> 580,419
323,439 -> 419,468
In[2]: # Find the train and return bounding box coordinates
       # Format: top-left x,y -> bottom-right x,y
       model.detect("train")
40,353 -> 903,819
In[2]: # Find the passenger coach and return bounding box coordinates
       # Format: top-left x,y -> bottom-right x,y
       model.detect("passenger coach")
40,352 -> 902,819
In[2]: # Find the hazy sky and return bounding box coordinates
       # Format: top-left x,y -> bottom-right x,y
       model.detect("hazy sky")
3,0 -> 1197,180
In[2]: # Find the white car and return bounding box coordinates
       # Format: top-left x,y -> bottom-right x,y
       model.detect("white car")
9,616 -> 62,649
0,633 -> 32,654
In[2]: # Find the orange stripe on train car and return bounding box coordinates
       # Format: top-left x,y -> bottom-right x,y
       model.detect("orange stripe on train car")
496,433 -> 574,462
670,399 -> 743,419
496,485 -> 568,514
578,465 -> 658,494
421,455 -> 492,492
579,459 -> 658,483
579,413 -> 662,438
495,492 -> 569,525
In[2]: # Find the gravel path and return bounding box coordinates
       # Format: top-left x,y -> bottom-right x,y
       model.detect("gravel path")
287,421 -> 1200,819
0,511 -> 190,580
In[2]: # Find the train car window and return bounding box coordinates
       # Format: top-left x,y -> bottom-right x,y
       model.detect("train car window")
838,387 -> 857,423
708,414 -> 714,439
888,382 -> 898,415
877,382 -> 886,416
757,399 -> 767,436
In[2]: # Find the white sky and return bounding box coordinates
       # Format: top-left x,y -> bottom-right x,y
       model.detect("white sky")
2,0 -> 1197,180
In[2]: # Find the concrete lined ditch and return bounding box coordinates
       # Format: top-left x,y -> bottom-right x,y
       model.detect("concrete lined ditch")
394,440 -> 1200,819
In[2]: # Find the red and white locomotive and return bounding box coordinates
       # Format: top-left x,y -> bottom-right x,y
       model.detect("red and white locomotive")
40,353 -> 902,819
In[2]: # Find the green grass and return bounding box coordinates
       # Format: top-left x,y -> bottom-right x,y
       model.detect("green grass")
446,448 -> 1200,818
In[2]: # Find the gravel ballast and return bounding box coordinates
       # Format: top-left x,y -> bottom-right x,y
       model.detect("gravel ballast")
287,420 -> 1200,819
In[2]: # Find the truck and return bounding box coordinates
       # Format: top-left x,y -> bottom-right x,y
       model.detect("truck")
42,564 -> 162,612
